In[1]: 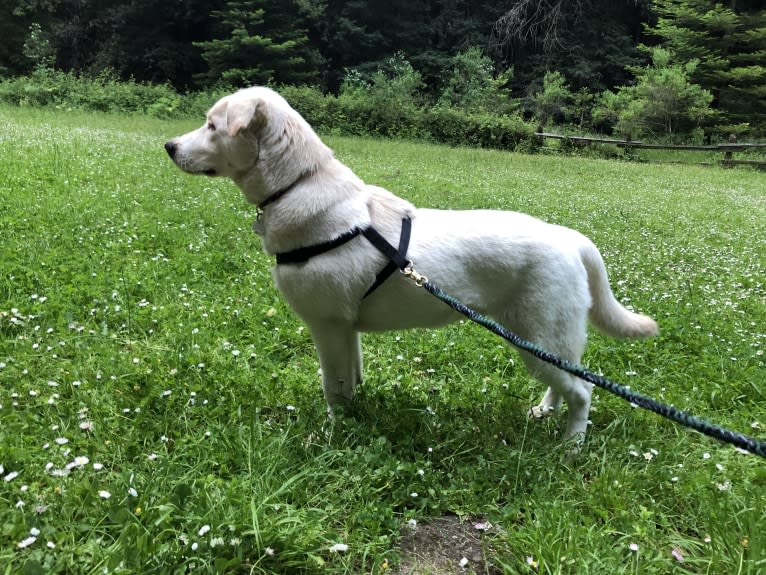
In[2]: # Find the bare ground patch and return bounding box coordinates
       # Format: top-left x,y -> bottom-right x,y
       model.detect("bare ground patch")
396,514 -> 505,575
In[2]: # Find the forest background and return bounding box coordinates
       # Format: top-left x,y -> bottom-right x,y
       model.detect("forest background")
1,0 -> 764,143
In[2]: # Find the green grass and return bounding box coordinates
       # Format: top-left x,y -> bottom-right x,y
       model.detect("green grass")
1,105 -> 765,574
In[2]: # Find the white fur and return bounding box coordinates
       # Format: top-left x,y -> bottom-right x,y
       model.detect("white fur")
166,86 -> 659,445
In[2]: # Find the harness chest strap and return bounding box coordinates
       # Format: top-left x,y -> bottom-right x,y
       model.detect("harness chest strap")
274,217 -> 412,299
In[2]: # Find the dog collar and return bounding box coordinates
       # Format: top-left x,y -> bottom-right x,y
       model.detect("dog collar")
258,168 -> 315,210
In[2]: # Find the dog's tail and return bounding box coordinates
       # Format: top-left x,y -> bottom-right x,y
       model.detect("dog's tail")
580,241 -> 659,339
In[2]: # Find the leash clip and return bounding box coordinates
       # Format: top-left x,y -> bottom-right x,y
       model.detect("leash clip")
401,263 -> 428,287
252,211 -> 265,236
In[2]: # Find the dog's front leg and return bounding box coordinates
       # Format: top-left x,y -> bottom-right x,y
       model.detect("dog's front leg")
309,321 -> 363,411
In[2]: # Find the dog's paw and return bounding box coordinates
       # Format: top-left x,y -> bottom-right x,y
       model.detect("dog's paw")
561,432 -> 586,460
527,404 -> 556,420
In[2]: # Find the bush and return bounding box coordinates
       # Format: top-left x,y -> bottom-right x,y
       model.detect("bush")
592,47 -> 714,140
0,71 -> 535,150
333,53 -> 428,140
421,107 -> 532,149
0,69 -> 185,118
531,71 -> 574,128
438,47 -> 516,115
278,84 -> 343,134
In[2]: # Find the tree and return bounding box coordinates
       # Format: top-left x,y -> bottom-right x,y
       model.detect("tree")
7,0 -> 221,88
531,70 -> 573,127
647,0 -> 766,133
494,0 -> 651,99
494,0 -> 576,52
23,22 -> 54,72
194,0 -> 321,86
593,47 -> 714,138
437,46 -> 515,113
0,0 -> 36,75
342,52 -> 424,107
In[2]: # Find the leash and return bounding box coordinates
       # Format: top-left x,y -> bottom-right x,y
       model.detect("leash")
400,265 -> 766,459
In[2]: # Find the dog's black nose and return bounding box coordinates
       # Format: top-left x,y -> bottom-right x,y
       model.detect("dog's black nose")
164,141 -> 177,159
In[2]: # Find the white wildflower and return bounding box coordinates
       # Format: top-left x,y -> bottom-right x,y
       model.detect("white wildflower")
17,536 -> 37,549
716,480 -> 732,492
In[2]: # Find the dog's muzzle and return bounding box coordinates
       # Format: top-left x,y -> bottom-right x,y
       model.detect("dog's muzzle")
164,141 -> 177,159
164,141 -> 217,176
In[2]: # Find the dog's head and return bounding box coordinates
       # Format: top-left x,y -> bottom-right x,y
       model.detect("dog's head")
165,87 -> 330,203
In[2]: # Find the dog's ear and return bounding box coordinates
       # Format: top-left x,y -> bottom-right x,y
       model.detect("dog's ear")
226,99 -> 260,137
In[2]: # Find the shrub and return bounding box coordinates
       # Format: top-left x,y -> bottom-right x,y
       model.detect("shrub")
531,71 -> 574,128
592,47 -> 715,140
437,47 -> 516,115
0,71 -> 535,150
334,53 -> 427,140
178,85 -> 235,119
421,107 -> 533,150
23,23 -> 55,73
0,69 -> 186,117
278,84 -> 342,133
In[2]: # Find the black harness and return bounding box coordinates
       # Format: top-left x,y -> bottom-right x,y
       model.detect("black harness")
274,217 -> 412,299
257,174 -> 413,298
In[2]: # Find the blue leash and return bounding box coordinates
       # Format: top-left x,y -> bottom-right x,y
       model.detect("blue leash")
400,266 -> 766,459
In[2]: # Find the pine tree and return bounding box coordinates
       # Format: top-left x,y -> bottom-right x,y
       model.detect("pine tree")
531,71 -> 574,127
195,0 -> 320,87
593,46 -> 714,139
648,0 -> 766,133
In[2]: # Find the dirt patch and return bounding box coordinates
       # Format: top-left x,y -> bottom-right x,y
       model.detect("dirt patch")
396,514 -> 503,575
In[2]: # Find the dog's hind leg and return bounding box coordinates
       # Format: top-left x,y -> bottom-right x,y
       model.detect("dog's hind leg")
522,354 -> 592,445
512,306 -> 591,446
309,322 -> 362,410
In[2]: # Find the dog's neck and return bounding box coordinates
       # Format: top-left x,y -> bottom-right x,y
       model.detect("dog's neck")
257,168 -> 316,210
254,162 -> 373,255
235,107 -> 373,253
255,112 -> 332,201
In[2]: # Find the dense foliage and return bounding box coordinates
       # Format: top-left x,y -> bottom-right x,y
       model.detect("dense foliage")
0,67 -> 536,152
1,0 -> 764,138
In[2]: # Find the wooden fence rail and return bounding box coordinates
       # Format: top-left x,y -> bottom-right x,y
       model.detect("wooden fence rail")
535,132 -> 766,169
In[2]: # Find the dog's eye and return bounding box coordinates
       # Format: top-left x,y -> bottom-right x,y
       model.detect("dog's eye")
207,122 -> 216,132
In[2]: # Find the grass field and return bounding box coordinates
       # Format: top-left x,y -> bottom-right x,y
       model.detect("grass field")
1,105 -> 765,574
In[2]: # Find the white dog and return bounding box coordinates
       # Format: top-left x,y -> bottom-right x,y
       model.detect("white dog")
165,86 -> 658,444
